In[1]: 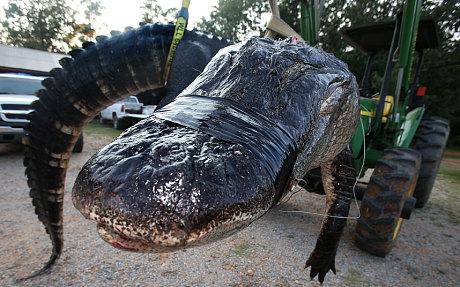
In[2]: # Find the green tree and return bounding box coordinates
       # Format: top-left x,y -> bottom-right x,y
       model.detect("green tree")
82,0 -> 104,23
197,0 -> 268,41
141,0 -> 177,24
1,0 -> 78,52
75,0 -> 105,42
419,0 -> 460,145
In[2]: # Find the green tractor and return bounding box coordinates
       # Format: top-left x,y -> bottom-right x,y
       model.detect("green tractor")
171,0 -> 449,257
288,0 -> 450,256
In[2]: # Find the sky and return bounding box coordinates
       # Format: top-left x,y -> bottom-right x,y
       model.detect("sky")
0,0 -> 219,35
95,0 -> 218,34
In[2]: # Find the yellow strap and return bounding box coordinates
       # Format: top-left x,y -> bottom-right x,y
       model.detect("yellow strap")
182,0 -> 190,8
164,0 -> 190,83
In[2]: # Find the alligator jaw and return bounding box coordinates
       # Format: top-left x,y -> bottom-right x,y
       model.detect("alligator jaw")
97,225 -> 155,252
77,198 -> 262,253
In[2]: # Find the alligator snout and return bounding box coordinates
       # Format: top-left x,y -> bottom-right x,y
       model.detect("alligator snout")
72,117 -> 276,251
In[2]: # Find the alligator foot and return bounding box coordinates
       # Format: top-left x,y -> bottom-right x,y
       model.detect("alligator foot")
304,147 -> 356,283
305,250 -> 336,283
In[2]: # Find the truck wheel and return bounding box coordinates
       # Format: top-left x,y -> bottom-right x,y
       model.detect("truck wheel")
72,134 -> 84,153
411,117 -> 450,208
112,114 -> 124,130
354,148 -> 420,257
99,113 -> 107,124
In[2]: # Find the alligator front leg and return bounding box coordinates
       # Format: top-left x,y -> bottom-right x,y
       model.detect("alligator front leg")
305,148 -> 356,283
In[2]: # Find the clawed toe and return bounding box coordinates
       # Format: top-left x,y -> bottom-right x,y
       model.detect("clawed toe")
305,253 -> 337,284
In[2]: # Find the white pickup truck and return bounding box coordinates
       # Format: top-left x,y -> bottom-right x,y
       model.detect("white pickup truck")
99,96 -> 144,129
0,73 -> 83,152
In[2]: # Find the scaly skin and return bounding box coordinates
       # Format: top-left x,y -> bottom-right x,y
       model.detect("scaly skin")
24,26 -> 359,283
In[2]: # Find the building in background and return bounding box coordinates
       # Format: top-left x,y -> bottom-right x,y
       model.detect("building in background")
0,44 -> 65,76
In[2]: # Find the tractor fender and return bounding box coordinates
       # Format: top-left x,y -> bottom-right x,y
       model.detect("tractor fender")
395,106 -> 425,147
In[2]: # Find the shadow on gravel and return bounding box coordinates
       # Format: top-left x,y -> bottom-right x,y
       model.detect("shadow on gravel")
0,143 -> 24,156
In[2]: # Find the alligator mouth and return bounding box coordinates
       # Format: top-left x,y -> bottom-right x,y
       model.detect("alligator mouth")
93,213 -> 256,253
97,225 -> 156,252
90,206 -> 260,252
96,224 -> 191,252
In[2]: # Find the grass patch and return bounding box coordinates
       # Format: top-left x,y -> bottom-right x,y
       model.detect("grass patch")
344,268 -> 370,287
84,121 -> 122,139
444,154 -> 460,160
232,242 -> 250,257
446,147 -> 460,153
438,165 -> 460,183
444,148 -> 460,159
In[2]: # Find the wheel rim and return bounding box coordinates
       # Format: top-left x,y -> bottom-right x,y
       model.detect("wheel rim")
392,218 -> 403,240
392,170 -> 418,240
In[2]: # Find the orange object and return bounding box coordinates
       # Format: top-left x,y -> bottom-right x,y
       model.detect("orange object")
417,86 -> 427,96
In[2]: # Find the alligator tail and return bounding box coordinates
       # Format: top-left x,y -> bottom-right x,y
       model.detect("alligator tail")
22,23 -> 175,278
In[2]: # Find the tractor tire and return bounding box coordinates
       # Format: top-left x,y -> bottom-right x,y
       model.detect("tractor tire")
72,135 -> 84,153
411,116 -> 450,208
354,148 -> 421,257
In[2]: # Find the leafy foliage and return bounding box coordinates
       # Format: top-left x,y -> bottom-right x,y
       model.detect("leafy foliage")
1,0 -> 104,52
197,0 -> 268,40
1,0 -> 78,52
141,0 -> 177,24
419,0 -> 460,145
76,0 -> 105,42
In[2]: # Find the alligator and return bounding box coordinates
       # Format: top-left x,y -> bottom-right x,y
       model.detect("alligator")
23,23 -> 359,283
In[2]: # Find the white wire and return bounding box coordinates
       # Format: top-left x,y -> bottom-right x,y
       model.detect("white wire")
280,115 -> 366,220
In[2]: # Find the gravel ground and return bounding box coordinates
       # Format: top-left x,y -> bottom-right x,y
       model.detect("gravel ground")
0,131 -> 458,287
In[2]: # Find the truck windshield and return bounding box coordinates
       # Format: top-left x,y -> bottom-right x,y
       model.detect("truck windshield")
123,97 -> 138,103
0,77 -> 43,95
